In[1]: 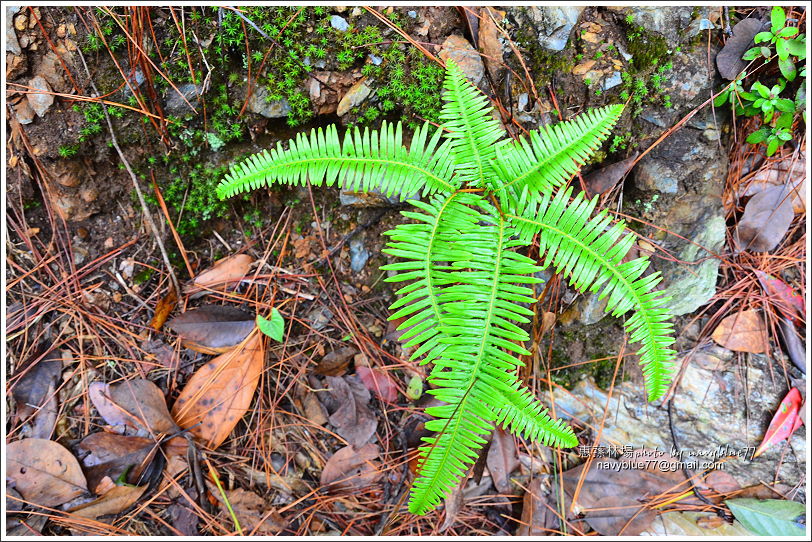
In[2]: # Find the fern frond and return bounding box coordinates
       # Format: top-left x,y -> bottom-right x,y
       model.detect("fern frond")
493,105 -> 624,200
216,121 -> 458,200
506,187 -> 676,401
383,193 -> 574,514
495,383 -> 577,447
439,60 -> 507,188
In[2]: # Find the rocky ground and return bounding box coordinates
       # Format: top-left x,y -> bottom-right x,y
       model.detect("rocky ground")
5,5 -> 806,536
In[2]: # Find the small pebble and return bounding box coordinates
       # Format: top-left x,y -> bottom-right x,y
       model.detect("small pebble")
330,15 -> 349,31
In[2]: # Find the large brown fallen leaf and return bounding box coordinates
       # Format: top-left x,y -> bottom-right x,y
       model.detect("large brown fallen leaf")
167,305 -> 256,354
486,428 -> 519,494
716,17 -> 765,80
742,152 -> 806,214
89,379 -> 179,437
735,184 -> 795,252
75,432 -> 156,493
67,484 -> 147,520
185,253 -> 254,294
320,443 -> 382,491
7,438 -> 88,507
324,375 -> 378,448
711,310 -> 769,353
172,332 -> 264,449
562,452 -> 687,536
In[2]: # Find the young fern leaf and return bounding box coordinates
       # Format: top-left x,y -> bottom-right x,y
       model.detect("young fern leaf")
439,61 -> 507,188
217,60 -> 676,517
215,120 -> 459,200
492,104 -> 624,201
506,187 -> 676,401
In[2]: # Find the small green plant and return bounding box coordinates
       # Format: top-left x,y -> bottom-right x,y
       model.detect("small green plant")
58,144 -> 79,158
216,62 -> 676,515
715,6 -> 805,155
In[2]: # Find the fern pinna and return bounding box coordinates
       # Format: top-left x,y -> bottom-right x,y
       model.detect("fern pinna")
216,60 -> 676,515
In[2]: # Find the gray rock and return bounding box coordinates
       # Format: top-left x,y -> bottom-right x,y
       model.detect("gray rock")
544,346 -> 805,490
438,35 -> 485,86
507,6 -> 584,51
247,86 -> 291,118
28,76 -> 54,117
12,98 -> 35,124
602,71 -> 623,91
336,78 -> 373,116
7,6 -> 21,55
349,237 -> 369,273
330,15 -> 349,31
164,83 -> 202,116
625,7 -> 710,45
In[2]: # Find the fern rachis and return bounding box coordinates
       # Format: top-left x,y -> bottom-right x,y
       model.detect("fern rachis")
216,60 -> 676,515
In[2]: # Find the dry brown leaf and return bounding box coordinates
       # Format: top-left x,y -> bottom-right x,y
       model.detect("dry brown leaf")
320,443 -> 382,491
11,349 -> 62,420
479,8 -> 506,80
562,452 -> 687,536
67,484 -> 147,520
743,152 -> 806,212
517,478 -> 559,535
172,332 -> 265,449
711,310 -> 768,353
735,184 -> 795,252
301,392 -> 328,427
717,18 -> 765,79
583,152 -> 639,196
314,346 -> 357,376
150,287 -> 178,331
325,375 -> 378,448
167,305 -> 256,354
486,428 -> 519,494
186,254 -> 254,294
219,488 -> 287,535
356,366 -> 398,403
7,438 -> 88,507
89,379 -> 178,437
75,432 -> 156,493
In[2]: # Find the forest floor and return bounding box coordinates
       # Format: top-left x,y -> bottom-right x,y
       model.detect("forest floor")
5,5 -> 807,536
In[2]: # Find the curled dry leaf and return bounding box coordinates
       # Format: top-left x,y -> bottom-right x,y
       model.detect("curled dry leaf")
217,488 -> 287,535
324,375 -> 378,448
172,332 -> 264,449
7,438 -> 88,507
711,310 -> 769,353
11,349 -> 63,419
486,428 -> 519,494
150,287 -> 178,331
735,184 -> 795,253
185,253 -> 254,294
89,379 -> 178,437
356,366 -> 398,403
167,305 -> 256,354
320,443 -> 382,491
75,432 -> 156,493
583,152 -> 639,196
67,484 -> 147,520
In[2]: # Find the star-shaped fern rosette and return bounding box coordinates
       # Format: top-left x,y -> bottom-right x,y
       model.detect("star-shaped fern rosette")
216,61 -> 676,515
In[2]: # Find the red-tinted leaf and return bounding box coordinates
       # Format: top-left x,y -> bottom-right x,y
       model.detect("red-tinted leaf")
356,366 -> 398,403
754,388 -> 804,458
755,270 -> 805,325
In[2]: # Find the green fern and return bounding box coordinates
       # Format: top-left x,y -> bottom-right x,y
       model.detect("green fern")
216,60 -> 676,515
